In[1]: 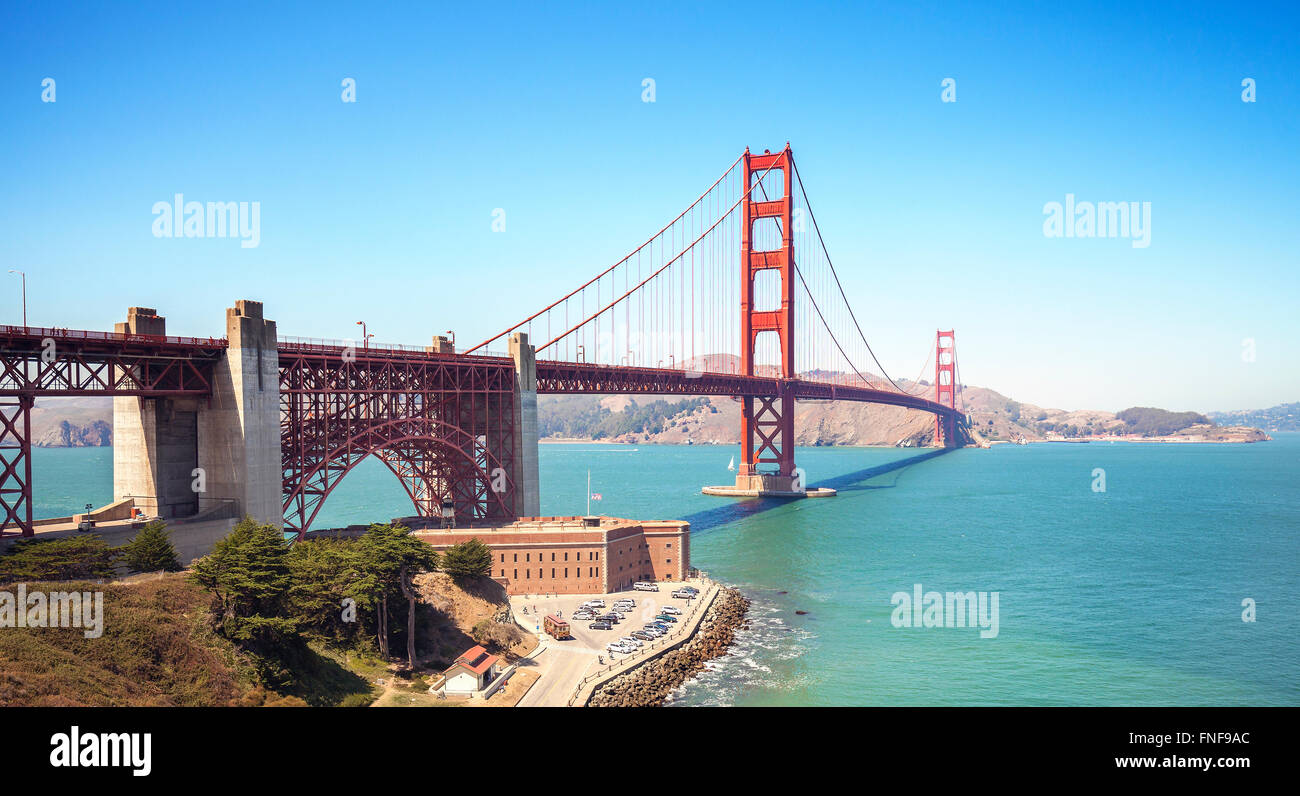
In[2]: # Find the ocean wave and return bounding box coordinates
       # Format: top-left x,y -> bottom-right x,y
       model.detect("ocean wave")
667,586 -> 817,707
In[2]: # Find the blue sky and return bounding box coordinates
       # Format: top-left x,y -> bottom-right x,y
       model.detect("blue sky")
2,1 -> 1296,412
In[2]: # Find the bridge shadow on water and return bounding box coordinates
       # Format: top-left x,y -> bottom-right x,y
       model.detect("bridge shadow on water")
683,447 -> 956,535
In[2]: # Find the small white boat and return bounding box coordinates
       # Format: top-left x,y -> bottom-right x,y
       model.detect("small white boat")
727,456 -> 735,471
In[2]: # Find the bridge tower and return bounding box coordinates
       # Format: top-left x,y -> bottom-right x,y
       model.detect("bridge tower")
113,301 -> 283,527
735,146 -> 800,492
934,329 -> 958,446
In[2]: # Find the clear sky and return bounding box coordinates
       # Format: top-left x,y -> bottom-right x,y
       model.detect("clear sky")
2,1 -> 1296,413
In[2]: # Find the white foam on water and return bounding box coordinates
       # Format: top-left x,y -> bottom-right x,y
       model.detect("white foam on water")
666,587 -> 817,707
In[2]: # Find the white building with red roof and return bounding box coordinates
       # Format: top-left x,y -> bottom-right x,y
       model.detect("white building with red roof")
442,645 -> 501,695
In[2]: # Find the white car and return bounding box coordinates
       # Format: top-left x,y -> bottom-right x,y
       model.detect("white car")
619,636 -> 643,648
607,642 -> 632,654
660,606 -> 681,615
584,599 -> 606,608
571,611 -> 594,621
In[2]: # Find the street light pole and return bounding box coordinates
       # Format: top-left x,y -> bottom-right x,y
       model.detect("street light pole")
8,270 -> 25,327
356,320 -> 373,348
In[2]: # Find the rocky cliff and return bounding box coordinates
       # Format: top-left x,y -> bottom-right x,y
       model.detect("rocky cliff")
34,419 -> 112,448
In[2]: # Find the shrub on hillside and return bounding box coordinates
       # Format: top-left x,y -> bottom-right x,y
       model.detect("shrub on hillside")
441,537 -> 494,579
120,521 -> 182,573
0,535 -> 118,584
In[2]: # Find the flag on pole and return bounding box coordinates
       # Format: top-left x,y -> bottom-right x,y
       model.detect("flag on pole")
590,493 -> 603,501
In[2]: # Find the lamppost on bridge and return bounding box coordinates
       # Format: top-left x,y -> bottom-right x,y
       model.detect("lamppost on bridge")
445,330 -> 455,349
7,269 -> 26,327
355,320 -> 373,348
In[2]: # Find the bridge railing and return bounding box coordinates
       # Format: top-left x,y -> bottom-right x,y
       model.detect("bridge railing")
0,324 -> 227,349
277,335 -> 508,360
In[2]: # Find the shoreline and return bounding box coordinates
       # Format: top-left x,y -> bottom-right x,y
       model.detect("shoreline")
588,587 -> 750,707
544,435 -> 1273,448
1013,435 -> 1272,445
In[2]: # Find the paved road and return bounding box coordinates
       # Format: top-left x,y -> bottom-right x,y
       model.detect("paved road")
516,644 -> 597,707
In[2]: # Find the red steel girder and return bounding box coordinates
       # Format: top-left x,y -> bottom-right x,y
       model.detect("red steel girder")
0,325 -> 224,397
0,394 -> 33,537
277,346 -> 519,536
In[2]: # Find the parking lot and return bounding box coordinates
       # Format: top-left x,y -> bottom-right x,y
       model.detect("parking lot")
510,580 -> 704,656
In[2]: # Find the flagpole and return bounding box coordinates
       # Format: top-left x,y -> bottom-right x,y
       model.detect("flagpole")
587,469 -> 591,516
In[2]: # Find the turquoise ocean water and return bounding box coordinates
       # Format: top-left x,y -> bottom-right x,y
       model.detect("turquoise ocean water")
29,434 -> 1299,706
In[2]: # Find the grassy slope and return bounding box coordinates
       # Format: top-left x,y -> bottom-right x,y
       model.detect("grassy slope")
0,574 -> 384,707
0,576 -> 248,706
0,571 -> 529,707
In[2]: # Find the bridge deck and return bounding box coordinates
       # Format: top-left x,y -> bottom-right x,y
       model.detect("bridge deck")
0,326 -> 959,417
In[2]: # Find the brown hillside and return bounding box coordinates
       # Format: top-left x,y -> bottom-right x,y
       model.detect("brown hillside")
413,572 -> 536,668
0,576 -> 251,707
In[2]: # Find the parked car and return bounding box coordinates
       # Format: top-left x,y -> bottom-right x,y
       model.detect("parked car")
585,599 -> 606,608
619,636 -> 643,648
656,614 -> 677,623
607,642 -> 631,654
634,582 -> 660,592
651,622 -> 670,631
591,621 -> 612,630
642,627 -> 664,637
601,614 -> 620,624
671,590 -> 692,599
632,630 -> 654,641
660,606 -> 681,615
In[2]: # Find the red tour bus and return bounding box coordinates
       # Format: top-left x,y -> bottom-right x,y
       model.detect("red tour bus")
543,614 -> 571,639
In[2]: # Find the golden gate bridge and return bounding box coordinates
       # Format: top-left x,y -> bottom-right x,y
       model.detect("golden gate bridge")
0,145 -> 967,538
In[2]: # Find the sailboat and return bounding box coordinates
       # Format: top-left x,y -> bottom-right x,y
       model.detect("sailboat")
728,456 -> 735,472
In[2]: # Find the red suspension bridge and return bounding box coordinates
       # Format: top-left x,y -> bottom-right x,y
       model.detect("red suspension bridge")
0,145 -> 967,538
466,145 -> 968,484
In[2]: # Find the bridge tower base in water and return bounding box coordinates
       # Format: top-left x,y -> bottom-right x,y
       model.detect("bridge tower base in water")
934,329 -> 959,448
702,147 -> 834,499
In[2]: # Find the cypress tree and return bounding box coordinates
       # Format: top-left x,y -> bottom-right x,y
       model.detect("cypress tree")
0,535 -> 118,583
120,520 -> 182,573
441,537 -> 494,579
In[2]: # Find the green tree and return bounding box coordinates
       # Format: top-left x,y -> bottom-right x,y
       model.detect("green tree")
189,517 -> 295,639
355,524 -> 439,668
0,534 -> 118,584
441,537 -> 494,579
285,537 -> 374,644
189,517 -> 299,686
119,521 -> 182,573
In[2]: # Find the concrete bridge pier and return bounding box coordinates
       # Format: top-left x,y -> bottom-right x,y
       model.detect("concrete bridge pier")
510,332 -> 540,518
112,308 -> 200,519
113,301 -> 283,527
